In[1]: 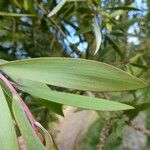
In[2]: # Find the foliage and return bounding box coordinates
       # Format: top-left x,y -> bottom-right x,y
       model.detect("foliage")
0,0 -> 150,149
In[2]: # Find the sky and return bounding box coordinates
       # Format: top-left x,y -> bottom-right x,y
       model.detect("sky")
128,0 -> 147,44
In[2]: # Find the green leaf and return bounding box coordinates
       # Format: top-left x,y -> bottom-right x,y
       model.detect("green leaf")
0,60 -> 63,115
105,6 -> 140,11
14,80 -> 134,111
110,10 -> 124,18
48,0 -> 67,17
36,98 -> 63,116
12,95 -> 45,150
77,26 -> 92,34
129,53 -> 143,63
47,0 -> 84,17
12,78 -> 63,116
23,0 -> 35,13
130,63 -> 148,69
0,80 -> 12,98
113,18 -> 139,30
124,102 -> 150,120
0,12 -> 35,17
0,86 -> 19,150
105,35 -> 123,58
93,17 -> 102,55
0,58 -> 148,91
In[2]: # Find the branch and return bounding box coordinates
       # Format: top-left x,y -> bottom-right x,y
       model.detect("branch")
97,117 -> 111,150
129,121 -> 150,136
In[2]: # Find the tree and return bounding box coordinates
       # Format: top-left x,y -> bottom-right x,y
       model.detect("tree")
0,0 -> 149,149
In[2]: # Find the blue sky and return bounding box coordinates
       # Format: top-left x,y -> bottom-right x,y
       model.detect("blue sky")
127,0 -> 147,44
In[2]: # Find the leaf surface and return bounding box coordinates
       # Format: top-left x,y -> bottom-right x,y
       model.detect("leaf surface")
13,78 -> 63,115
0,58 -> 147,91
93,17 -> 102,55
0,12 -> 35,17
48,0 -> 67,17
0,86 -> 19,150
13,79 -> 134,111
12,95 -> 45,150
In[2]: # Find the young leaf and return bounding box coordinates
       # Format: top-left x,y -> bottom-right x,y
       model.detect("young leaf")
0,58 -> 148,91
12,95 -> 45,150
48,0 -> 67,17
0,86 -> 19,150
93,17 -> 102,55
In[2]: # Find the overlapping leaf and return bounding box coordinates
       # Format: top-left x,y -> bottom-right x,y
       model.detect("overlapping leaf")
12,78 -> 63,115
14,78 -> 134,111
12,95 -> 45,150
0,58 -> 147,92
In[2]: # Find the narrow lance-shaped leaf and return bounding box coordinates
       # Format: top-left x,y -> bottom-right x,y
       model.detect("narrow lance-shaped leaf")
13,78 -> 134,111
48,0 -> 67,17
113,18 -> 139,30
0,58 -> 148,92
0,12 -> 35,17
105,5 -> 140,11
93,17 -> 102,55
105,35 -> 123,58
12,95 -> 45,150
47,0 -> 85,17
0,85 -> 19,150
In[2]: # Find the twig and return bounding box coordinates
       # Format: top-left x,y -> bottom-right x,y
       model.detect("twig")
97,93 -> 112,150
97,117 -> 111,150
129,121 -> 150,136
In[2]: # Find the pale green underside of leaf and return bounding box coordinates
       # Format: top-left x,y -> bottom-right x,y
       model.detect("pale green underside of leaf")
0,58 -> 147,92
0,86 -> 19,150
47,0 -> 84,17
93,17 -> 102,55
48,0 -> 67,17
35,122 -> 53,150
12,95 -> 45,150
11,78 -> 134,111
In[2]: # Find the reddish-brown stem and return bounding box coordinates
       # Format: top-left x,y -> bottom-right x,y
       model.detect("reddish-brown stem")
0,73 -> 37,131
